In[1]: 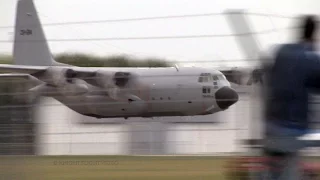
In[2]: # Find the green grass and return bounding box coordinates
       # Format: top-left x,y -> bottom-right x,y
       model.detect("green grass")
0,156 -> 229,180
1,155 -> 318,180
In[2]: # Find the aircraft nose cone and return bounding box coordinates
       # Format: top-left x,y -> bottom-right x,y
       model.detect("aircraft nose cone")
215,86 -> 239,110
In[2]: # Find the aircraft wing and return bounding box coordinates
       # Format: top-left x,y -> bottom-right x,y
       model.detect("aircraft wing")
0,73 -> 40,80
0,64 -> 47,74
0,73 -> 44,93
0,64 -> 140,100
0,64 -> 99,78
0,64 -> 136,86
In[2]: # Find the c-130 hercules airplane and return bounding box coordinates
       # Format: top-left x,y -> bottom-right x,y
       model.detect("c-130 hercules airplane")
0,0 -> 239,119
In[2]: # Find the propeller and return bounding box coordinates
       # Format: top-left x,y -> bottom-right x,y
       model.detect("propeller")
246,68 -> 264,85
65,69 -> 77,83
221,67 -> 265,86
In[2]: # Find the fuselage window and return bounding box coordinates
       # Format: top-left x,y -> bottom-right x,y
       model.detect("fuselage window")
218,75 -> 226,80
212,75 -> 219,81
202,86 -> 211,94
202,87 -> 207,93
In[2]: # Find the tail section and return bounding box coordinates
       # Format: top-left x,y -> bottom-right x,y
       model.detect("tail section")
224,10 -> 261,64
13,0 -> 60,66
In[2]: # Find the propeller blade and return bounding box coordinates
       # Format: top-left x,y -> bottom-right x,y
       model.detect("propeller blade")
247,69 -> 264,85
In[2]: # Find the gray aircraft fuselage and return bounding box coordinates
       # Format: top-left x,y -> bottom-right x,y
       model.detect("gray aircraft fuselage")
49,67 -> 238,119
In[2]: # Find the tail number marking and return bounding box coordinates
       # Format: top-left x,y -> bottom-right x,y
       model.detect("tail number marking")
20,29 -> 32,36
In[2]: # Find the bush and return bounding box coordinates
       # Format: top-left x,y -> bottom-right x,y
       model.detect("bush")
225,157 -> 250,180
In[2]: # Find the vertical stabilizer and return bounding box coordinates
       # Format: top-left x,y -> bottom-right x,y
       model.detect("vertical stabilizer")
13,0 -> 57,66
224,10 -> 261,63
225,10 -> 264,141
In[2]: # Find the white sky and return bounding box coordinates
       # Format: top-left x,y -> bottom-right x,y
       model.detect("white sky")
0,0 -> 320,67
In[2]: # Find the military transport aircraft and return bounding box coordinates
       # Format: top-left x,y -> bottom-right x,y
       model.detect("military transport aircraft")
0,0 -> 240,119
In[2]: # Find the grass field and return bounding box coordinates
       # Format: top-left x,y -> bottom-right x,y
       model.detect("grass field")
0,156 -> 231,180
2,156 -> 318,180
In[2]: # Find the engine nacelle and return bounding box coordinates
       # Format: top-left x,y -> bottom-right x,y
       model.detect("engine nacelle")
94,70 -> 116,88
91,70 -> 137,100
93,70 -> 133,88
40,67 -> 76,87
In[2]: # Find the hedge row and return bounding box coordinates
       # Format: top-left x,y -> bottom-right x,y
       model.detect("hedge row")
0,53 -> 173,67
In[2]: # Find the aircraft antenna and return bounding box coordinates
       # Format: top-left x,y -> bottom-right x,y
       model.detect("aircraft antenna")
174,64 -> 179,72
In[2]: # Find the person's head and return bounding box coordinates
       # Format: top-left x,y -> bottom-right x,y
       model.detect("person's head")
300,15 -> 318,45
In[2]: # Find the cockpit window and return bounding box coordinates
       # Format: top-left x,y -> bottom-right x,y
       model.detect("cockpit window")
198,73 -> 212,83
212,75 -> 219,81
218,74 -> 226,80
199,76 -> 203,82
212,74 -> 226,81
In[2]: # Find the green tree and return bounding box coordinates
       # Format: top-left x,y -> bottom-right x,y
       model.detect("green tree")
0,53 -> 173,67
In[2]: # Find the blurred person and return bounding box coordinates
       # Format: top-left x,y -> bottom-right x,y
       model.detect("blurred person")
262,15 -> 320,179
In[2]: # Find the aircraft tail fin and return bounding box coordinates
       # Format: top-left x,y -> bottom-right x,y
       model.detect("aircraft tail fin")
13,0 -> 61,66
224,10 -> 261,63
224,10 -> 266,85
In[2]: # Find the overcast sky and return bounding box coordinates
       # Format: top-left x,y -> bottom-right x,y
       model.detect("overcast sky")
0,0 -> 319,67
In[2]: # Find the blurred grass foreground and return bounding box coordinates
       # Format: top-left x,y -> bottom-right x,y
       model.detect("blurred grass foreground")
0,156 -> 228,180
2,155 -> 320,180
0,53 -> 173,67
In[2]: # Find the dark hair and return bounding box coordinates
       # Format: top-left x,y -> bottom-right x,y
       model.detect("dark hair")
301,15 -> 318,41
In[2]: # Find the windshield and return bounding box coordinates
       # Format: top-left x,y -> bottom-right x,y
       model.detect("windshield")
199,73 -> 226,83
212,75 -> 219,81
198,73 -> 212,83
217,74 -> 226,80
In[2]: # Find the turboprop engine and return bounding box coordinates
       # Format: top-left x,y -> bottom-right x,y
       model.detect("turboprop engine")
92,70 -> 132,88
88,70 -> 140,101
40,67 -> 77,86
31,67 -> 89,96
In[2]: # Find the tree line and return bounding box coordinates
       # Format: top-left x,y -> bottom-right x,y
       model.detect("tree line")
0,53 -> 173,67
